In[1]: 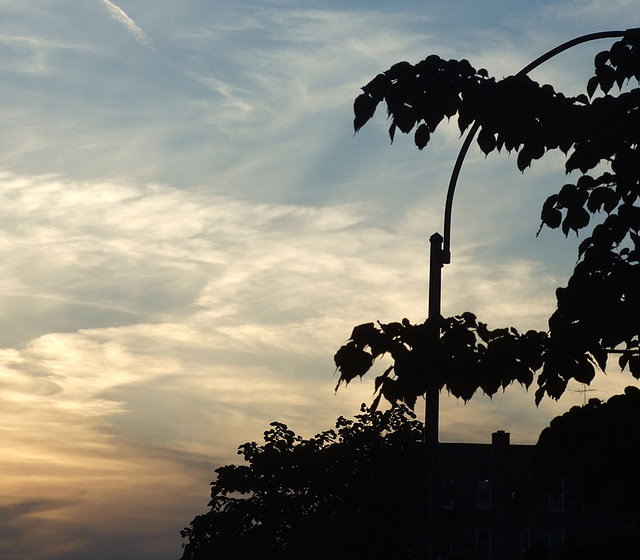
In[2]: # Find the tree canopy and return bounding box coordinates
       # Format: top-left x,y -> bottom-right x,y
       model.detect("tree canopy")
180,405 -> 434,560
180,398 -> 640,559
336,28 -> 640,408
514,385 -> 640,559
516,385 -> 640,522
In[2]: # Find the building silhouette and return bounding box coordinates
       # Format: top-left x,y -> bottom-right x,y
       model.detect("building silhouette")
440,430 -> 625,559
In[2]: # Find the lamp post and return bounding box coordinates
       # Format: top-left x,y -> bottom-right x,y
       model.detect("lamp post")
424,29 -> 627,560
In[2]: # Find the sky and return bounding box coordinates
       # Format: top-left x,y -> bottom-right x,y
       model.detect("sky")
0,1 -> 638,559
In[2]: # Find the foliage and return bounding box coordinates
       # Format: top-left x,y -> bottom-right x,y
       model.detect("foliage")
335,314 -> 546,407
515,385 -> 640,522
180,405 -> 446,560
338,29 -> 640,407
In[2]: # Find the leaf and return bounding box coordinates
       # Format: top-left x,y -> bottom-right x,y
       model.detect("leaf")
374,366 -> 393,392
479,371 -> 501,397
594,50 -> 610,69
393,104 -> 417,134
389,123 -> 397,144
557,184 -> 587,209
629,356 -> 640,380
619,203 -> 640,233
572,357 -> 596,384
353,94 -> 378,132
574,93 -> 589,105
386,60 -> 414,81
414,123 -> 431,150
350,322 -> 378,347
587,76 -> 599,98
603,214 -> 628,245
477,127 -> 496,155
578,237 -> 592,258
380,377 -> 400,404
587,187 -> 619,214
457,106 -> 474,134
544,372 -> 568,400
361,73 -> 391,103
334,342 -> 374,386
370,392 -> 382,412
596,64 -> 616,94
517,148 -> 533,172
540,197 -> 562,229
564,207 -> 590,233
460,311 -> 477,327
404,393 -> 417,410
576,174 -> 596,189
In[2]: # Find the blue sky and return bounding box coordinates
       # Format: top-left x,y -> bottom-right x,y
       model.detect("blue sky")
1,1 -> 638,559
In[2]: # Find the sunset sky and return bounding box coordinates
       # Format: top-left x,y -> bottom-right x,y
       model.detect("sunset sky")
1,2 -> 638,559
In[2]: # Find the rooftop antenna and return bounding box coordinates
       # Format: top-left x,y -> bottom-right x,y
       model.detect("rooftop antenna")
569,383 -> 597,406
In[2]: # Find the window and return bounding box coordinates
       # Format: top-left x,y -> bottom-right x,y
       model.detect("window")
476,528 -> 491,558
521,529 -> 531,553
476,479 -> 491,510
549,480 -> 565,512
549,529 -> 564,550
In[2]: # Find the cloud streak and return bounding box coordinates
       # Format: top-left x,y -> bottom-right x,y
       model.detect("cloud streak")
101,0 -> 153,48
2,2 -> 640,558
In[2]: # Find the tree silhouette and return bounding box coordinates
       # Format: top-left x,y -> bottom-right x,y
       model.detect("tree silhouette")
336,28 -> 640,408
516,385 -> 640,522
514,386 -> 640,559
180,405 -> 456,560
179,399 -> 640,559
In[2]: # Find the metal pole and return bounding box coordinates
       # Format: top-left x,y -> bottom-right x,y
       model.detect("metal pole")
425,232 -> 443,560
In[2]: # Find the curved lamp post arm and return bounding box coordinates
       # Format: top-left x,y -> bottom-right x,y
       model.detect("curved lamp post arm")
425,29 -> 633,560
441,29 -> 629,265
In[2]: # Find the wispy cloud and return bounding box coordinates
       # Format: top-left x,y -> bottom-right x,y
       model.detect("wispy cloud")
2,3 -> 640,558
101,0 -> 153,48
0,168 -> 583,455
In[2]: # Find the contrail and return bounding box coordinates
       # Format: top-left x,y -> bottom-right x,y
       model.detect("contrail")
101,0 -> 153,48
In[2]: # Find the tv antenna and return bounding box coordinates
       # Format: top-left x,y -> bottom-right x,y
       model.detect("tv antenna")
570,383 -> 598,406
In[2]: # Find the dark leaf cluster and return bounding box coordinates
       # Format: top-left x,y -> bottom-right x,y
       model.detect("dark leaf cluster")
354,56 -> 478,148
537,225 -> 640,402
180,405 -> 432,560
354,29 -> 640,172
334,314 -> 548,409
348,29 -> 640,406
515,386 -> 640,523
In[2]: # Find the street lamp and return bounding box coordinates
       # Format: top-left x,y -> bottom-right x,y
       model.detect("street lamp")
424,29 -> 627,560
